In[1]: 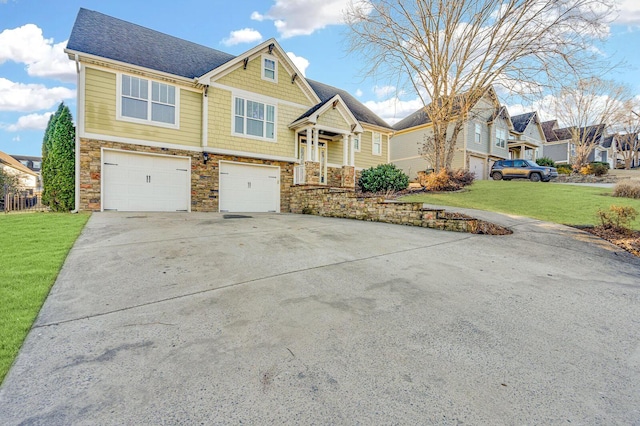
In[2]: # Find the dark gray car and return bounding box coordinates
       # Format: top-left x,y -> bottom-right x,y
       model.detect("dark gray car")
491,159 -> 558,182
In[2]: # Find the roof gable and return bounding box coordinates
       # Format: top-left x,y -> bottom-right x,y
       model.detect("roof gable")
307,80 -> 390,129
0,151 -> 37,176
66,8 -> 235,79
291,94 -> 364,133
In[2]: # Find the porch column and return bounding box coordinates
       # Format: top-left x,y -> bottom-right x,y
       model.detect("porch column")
350,133 -> 357,167
305,127 -> 312,161
342,134 -> 349,165
313,127 -> 319,162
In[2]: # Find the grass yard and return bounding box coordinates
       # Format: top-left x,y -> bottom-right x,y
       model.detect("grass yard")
400,180 -> 640,230
0,212 -> 89,384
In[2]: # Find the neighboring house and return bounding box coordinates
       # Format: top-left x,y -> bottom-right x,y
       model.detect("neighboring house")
508,112 -> 545,161
603,133 -> 640,169
0,150 -> 38,192
65,9 -> 392,213
541,121 -> 607,165
10,155 -> 42,190
390,88 -> 511,180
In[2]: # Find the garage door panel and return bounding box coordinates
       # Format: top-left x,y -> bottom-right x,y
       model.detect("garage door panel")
219,162 -> 280,213
103,150 -> 190,212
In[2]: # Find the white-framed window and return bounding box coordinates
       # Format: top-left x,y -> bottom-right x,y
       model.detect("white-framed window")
118,74 -> 178,128
372,132 -> 382,155
353,135 -> 360,152
475,123 -> 482,144
233,96 -> 276,141
570,143 -> 576,157
262,55 -> 277,83
495,128 -> 506,148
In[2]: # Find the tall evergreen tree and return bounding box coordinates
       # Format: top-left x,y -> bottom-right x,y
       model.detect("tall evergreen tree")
41,103 -> 76,211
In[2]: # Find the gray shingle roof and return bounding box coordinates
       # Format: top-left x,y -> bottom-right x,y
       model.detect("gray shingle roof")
306,80 -> 391,129
67,9 -> 390,130
510,112 -> 536,133
601,135 -> 614,148
67,8 -> 236,79
393,107 -> 431,131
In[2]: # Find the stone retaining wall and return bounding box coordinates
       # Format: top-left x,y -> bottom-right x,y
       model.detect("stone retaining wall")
290,186 -> 478,233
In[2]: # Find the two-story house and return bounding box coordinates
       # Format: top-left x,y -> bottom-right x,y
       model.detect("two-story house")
508,111 -> 545,161
0,150 -> 38,193
65,9 -> 392,213
390,88 -> 512,180
541,120 -> 607,165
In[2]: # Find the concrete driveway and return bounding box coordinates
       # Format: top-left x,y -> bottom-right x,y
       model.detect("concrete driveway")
1,212 -> 640,424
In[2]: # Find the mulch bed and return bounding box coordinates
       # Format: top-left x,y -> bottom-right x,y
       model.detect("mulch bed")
577,226 -> 640,257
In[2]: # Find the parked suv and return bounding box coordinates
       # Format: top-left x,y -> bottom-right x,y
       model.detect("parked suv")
491,159 -> 558,182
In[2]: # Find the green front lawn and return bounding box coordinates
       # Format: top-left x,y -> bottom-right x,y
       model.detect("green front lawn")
401,180 -> 640,230
0,212 -> 89,384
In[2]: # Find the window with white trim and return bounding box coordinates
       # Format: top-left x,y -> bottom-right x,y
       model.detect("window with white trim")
353,135 -> 360,152
120,74 -> 177,126
475,123 -> 482,144
372,132 -> 382,155
262,55 -> 277,82
495,128 -> 506,148
233,96 -> 276,140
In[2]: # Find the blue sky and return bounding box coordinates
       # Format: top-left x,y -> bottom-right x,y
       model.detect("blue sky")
1,0 -> 639,157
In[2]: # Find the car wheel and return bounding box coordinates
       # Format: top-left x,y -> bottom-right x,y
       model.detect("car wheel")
530,173 -> 541,182
492,172 -> 503,181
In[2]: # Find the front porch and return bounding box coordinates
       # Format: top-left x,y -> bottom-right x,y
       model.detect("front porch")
508,140 -> 540,161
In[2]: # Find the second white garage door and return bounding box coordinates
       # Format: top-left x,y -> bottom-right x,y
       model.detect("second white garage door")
219,162 -> 280,213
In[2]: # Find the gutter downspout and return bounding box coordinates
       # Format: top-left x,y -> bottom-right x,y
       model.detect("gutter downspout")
71,53 -> 81,213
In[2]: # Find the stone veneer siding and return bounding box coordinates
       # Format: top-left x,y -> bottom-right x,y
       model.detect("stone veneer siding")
290,186 -> 478,232
327,166 -> 342,187
79,138 -> 294,212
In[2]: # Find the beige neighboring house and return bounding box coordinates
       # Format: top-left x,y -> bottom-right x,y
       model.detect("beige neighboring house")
65,9 -> 392,213
0,150 -> 38,193
508,112 -> 545,161
390,88 -> 512,180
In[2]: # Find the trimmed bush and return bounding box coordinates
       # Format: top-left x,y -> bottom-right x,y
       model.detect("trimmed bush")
613,180 -> 640,199
580,163 -> 608,176
450,168 -> 475,187
536,157 -> 556,167
556,164 -> 573,175
358,164 -> 409,193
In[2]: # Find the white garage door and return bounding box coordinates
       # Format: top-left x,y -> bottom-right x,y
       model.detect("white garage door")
469,156 -> 486,180
102,150 -> 190,212
219,162 -> 280,213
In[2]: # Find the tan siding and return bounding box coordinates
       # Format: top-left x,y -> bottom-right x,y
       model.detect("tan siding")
216,54 -> 312,106
355,131 -> 388,169
84,67 -> 201,147
317,108 -> 350,132
327,139 -> 345,165
451,150 -> 466,170
390,130 -> 425,161
208,86 -> 305,158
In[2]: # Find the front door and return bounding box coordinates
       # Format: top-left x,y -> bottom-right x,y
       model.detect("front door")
299,140 -> 327,184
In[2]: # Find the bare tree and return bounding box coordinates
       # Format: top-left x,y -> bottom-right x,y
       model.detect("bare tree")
551,78 -> 627,170
345,0 -> 615,170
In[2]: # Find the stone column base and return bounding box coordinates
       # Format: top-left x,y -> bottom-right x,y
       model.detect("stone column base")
341,165 -> 355,188
304,161 -> 320,185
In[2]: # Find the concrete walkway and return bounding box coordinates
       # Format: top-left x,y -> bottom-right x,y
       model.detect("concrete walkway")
1,212 -> 639,424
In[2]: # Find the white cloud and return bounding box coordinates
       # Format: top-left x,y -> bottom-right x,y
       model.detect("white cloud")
356,89 -> 363,97
0,24 -> 76,82
12,136 -> 20,142
363,96 -> 424,125
0,78 -> 75,112
221,28 -> 263,46
251,11 -> 265,21
616,0 -> 640,25
253,0 -> 371,38
373,85 -> 396,99
4,111 -> 54,132
286,52 -> 309,76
